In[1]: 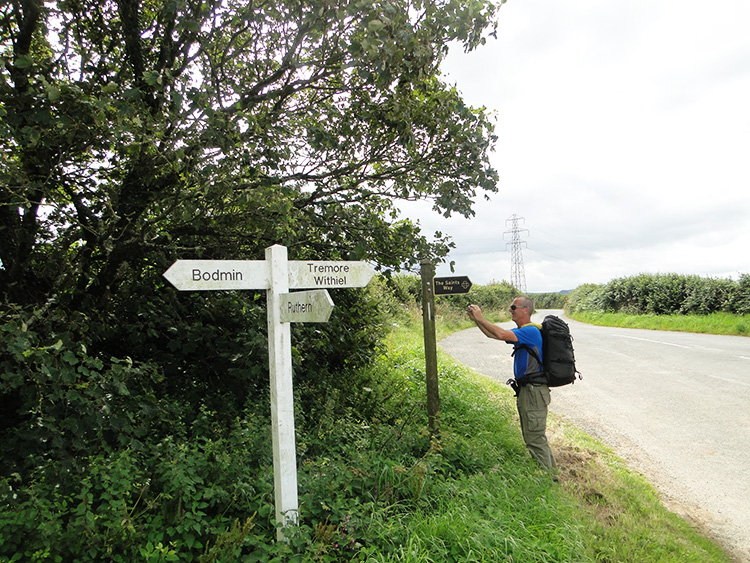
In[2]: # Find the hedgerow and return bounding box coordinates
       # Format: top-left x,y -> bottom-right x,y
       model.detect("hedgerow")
565,273 -> 750,316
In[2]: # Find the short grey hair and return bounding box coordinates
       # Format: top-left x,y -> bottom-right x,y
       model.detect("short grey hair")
517,296 -> 534,312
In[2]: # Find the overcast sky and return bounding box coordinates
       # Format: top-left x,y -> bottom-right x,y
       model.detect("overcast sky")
408,0 -> 750,293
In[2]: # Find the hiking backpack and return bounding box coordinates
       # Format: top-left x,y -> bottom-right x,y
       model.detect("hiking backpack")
525,315 -> 581,387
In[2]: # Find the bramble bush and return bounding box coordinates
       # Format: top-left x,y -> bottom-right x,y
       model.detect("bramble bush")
0,414 -> 285,562
0,308 -> 171,478
0,277 -> 397,561
0,307 -> 493,562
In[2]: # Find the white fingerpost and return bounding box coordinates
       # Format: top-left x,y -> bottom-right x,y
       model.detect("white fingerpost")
265,244 -> 299,540
163,246 -> 376,541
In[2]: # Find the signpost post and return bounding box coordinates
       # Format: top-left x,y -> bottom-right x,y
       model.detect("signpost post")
163,245 -> 375,540
265,245 -> 297,539
420,260 -> 440,436
419,268 -> 474,437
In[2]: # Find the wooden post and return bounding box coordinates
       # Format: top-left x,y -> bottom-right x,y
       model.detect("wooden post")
266,244 -> 299,540
420,259 -> 440,436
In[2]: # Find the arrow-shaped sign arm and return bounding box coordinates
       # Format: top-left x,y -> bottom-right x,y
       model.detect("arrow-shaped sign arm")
279,290 -> 335,323
163,260 -> 270,291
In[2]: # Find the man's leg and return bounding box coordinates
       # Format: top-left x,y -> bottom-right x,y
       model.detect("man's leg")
517,384 -> 557,472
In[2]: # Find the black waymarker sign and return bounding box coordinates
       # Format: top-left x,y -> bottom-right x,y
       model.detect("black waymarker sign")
433,276 -> 472,295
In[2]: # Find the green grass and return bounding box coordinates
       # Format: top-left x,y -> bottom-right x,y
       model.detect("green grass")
292,317 -> 735,562
344,306 -> 745,561
568,310 -> 750,336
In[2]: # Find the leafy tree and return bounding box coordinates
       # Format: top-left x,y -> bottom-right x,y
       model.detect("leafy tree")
1,0 -> 500,473
1,0 -> 499,306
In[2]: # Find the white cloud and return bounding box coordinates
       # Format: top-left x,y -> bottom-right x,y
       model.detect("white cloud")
406,0 -> 750,292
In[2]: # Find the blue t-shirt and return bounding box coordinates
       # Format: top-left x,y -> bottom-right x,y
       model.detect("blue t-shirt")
509,325 -> 543,380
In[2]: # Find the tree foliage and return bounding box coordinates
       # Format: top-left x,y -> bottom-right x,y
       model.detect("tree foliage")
1,0 -> 499,308
0,0 -> 500,478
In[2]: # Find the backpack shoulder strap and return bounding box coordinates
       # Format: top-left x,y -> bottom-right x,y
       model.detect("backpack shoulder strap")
511,343 -> 540,364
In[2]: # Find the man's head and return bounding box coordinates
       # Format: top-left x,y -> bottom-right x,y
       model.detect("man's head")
510,296 -> 534,327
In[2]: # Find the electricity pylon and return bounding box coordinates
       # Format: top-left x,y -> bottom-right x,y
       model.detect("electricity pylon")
504,214 -> 528,293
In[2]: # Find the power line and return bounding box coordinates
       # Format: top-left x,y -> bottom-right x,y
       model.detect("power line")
504,214 -> 528,293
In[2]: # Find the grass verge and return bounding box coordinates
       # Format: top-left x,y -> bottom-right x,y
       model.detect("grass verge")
295,317 -> 734,562
568,310 -> 750,336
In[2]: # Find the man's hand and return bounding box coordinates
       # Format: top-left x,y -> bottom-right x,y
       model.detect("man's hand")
467,304 -> 517,343
467,304 -> 482,321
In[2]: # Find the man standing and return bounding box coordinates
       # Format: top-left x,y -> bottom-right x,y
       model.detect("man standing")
467,296 -> 557,474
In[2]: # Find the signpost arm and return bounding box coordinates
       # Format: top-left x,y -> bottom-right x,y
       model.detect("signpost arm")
420,259 -> 440,437
266,245 -> 299,540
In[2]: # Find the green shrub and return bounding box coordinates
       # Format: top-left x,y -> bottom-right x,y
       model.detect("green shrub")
0,309 -> 171,477
438,280 -> 517,313
728,273 -> 750,314
0,414 -> 283,562
385,273 -> 423,306
530,292 -> 568,309
679,276 -> 735,315
565,284 -> 606,315
568,273 -> 750,316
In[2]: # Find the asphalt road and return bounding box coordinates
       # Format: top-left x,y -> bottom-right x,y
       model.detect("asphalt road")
438,309 -> 750,561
